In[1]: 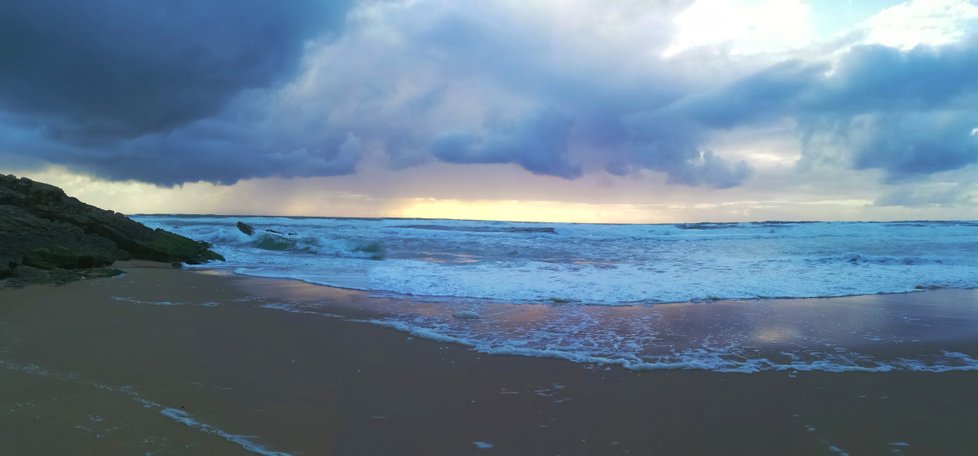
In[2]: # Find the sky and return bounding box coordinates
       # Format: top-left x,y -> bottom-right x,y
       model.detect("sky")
1,0 -> 977,223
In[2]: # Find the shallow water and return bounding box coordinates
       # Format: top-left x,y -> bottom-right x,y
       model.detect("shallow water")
249,286 -> 978,374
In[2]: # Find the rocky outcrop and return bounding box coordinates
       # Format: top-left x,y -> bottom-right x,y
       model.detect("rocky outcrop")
0,174 -> 223,285
236,221 -> 255,236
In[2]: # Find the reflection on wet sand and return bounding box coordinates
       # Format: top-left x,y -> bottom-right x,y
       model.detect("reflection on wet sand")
235,274 -> 978,372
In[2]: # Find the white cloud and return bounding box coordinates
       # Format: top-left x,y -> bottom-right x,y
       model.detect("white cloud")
859,0 -> 978,49
663,0 -> 815,57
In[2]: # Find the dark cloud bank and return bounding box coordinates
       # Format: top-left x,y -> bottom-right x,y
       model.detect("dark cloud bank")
0,1 -> 976,189
0,0 -> 354,184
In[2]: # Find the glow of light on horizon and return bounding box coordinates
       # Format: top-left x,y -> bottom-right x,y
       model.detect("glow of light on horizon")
6,165 -> 977,223
395,198 -> 669,224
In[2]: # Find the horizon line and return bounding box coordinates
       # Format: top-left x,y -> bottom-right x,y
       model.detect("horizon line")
128,213 -> 978,226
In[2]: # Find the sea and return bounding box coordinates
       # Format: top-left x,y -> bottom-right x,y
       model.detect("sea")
134,215 -> 978,373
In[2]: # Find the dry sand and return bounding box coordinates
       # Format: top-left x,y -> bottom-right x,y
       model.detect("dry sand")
2,261 -> 977,455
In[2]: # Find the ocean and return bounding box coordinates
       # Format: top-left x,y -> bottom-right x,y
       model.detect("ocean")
135,215 -> 978,373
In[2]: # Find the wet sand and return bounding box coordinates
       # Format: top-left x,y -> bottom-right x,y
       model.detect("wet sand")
2,262 -> 978,455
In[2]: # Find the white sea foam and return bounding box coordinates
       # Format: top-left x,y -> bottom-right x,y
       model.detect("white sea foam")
452,310 -> 481,319
160,408 -> 290,456
260,291 -> 978,374
258,303 -> 345,319
355,315 -> 978,374
111,296 -> 182,306
823,441 -> 850,456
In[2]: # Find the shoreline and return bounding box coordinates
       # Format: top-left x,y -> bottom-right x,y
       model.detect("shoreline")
2,262 -> 977,454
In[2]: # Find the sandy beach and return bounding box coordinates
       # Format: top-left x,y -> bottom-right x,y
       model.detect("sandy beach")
2,262 -> 978,455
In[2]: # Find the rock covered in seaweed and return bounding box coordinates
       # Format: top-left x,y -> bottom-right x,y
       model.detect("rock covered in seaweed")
0,174 -> 224,284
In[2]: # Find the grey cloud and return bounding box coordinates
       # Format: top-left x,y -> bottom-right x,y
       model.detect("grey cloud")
0,0 -> 975,191
813,42 -> 978,179
618,103 -> 754,188
848,111 -> 978,179
403,1 -> 752,188
1,0 -> 750,187
432,111 -> 581,178
670,60 -> 827,128
669,150 -> 753,188
0,0 -> 352,143
678,38 -> 978,180
812,41 -> 978,113
26,99 -> 363,186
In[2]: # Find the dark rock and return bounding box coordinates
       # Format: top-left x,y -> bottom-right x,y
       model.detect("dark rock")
2,265 -> 125,288
0,205 -> 126,269
265,229 -> 283,235
236,221 -> 255,236
22,246 -> 116,270
0,174 -> 224,285
0,255 -> 13,278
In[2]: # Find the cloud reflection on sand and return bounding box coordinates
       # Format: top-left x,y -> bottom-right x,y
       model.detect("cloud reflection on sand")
244,278 -> 978,373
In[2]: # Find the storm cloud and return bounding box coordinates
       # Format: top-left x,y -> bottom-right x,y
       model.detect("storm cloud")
0,0 -> 352,142
0,0 -> 976,191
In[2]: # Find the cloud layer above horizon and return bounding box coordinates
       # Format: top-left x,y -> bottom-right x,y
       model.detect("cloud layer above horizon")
1,0 -> 977,217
